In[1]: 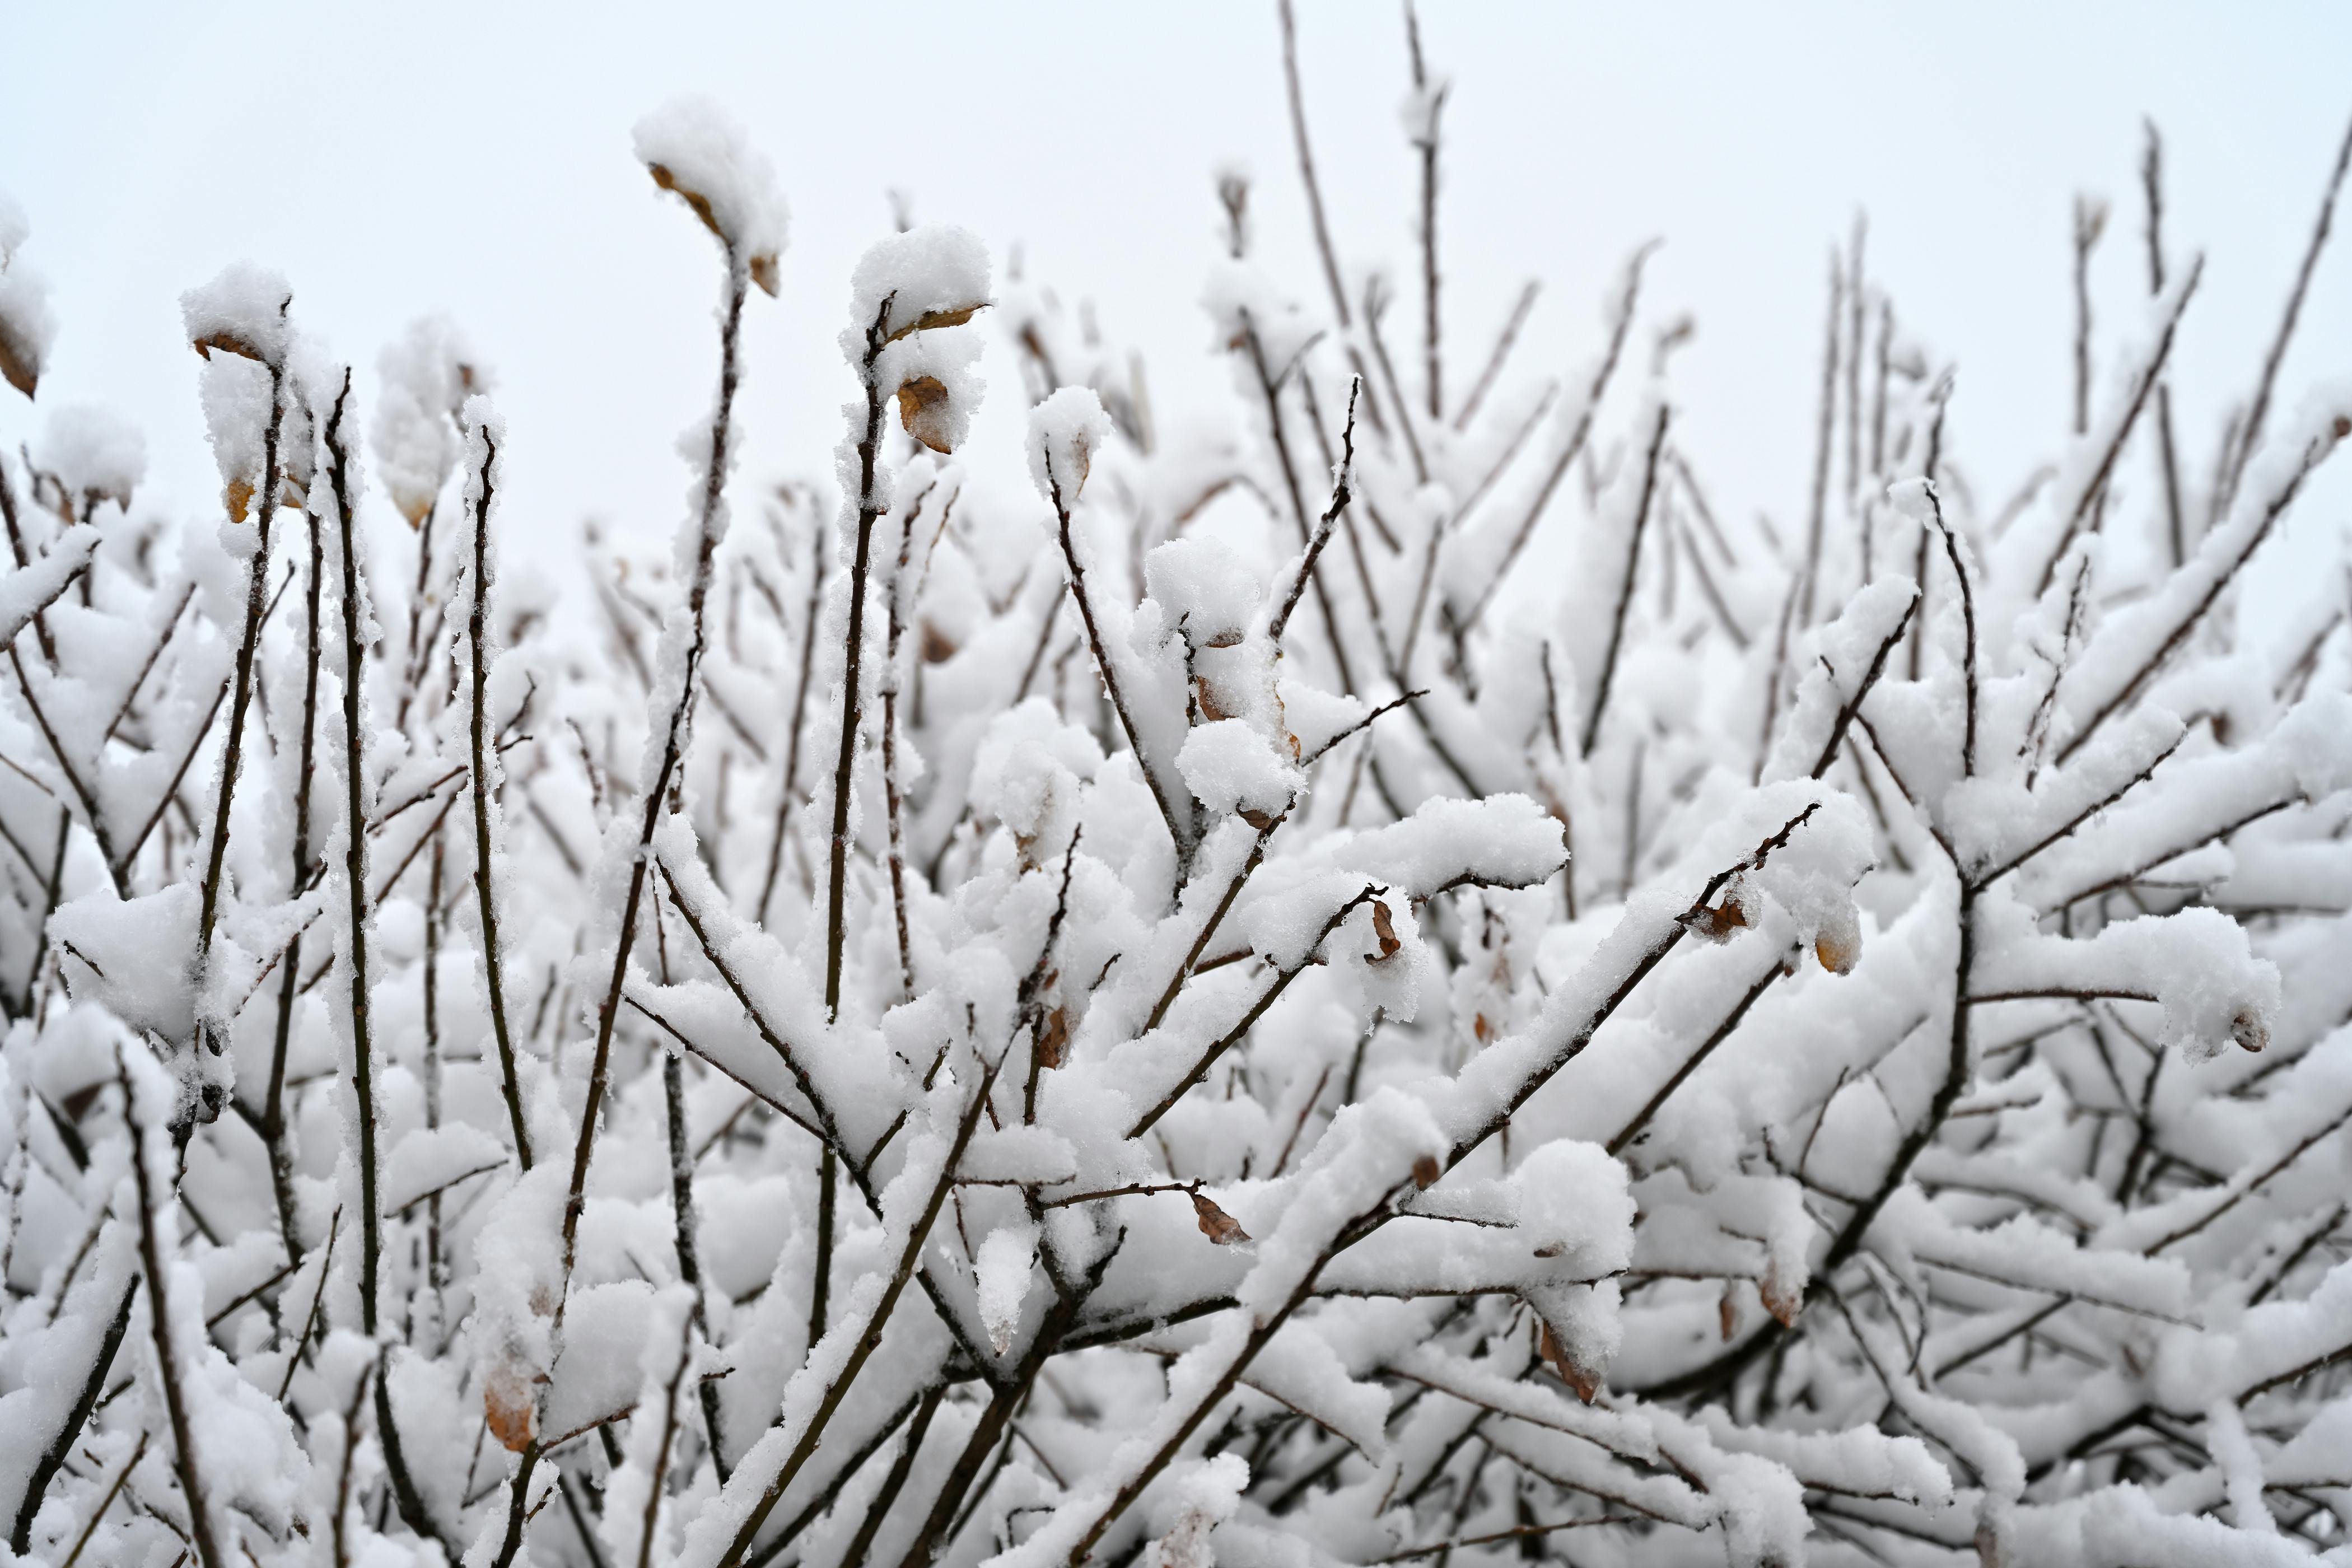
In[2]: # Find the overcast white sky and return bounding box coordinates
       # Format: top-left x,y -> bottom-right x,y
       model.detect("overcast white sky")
4,2 -> 2349,623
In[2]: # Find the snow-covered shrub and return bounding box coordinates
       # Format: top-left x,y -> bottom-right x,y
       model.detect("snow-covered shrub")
4,27 -> 2352,1568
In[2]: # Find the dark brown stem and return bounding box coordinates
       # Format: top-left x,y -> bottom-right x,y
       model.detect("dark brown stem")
1047,445 -> 1196,860
2035,255 -> 2202,593
825,295 -> 894,1019
122,1060 -> 224,1568
2219,110 -> 2352,513
1240,315 -> 1360,701
663,1043 -> 729,1481
321,375 -> 385,1334
8,1271 -> 134,1555
566,262 -> 747,1294
2072,194 -> 2102,437
1406,2 -> 1444,422
1269,379 -> 1360,641
757,510 -> 827,925
1796,253 -> 1840,630
1454,281 -> 1537,433
1579,402 -> 1670,757
2140,123 -> 2188,568
838,1384 -> 945,1568
1805,589 -> 1917,781
1128,885 -> 1380,1138
193,362 -> 285,1064
1458,250 -> 1646,633
464,419 -> 533,1167
1279,0 -> 1353,333
263,507 -> 325,1262
712,1019 -> 1020,1567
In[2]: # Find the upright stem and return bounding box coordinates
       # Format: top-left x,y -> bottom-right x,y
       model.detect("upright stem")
193,365 -> 285,1083
465,423 -> 533,1168
1406,2 -> 1443,422
394,499 -> 438,736
757,520 -> 827,924
2141,123 -> 2187,568
1919,403 -> 1977,778
123,1064 -> 224,1568
323,375 -> 384,1335
264,506 -> 324,1263
665,1047 -> 730,1480
567,263 -> 747,1285
881,491 -> 932,1002
1579,403 -> 1670,758
825,297 -> 894,1021
1796,254 -> 1839,630
812,297 -> 894,1350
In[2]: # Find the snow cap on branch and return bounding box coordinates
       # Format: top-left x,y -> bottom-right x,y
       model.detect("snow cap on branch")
0,188 -> 56,397
633,95 -> 788,293
180,260 -> 291,367
1030,384 -> 1113,507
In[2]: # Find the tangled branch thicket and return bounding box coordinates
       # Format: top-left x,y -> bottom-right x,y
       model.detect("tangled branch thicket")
4,16 -> 2352,1567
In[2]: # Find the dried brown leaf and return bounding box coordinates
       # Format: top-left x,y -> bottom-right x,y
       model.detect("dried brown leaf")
1814,931 -> 1856,976
1035,1007 -> 1069,1071
0,321 -> 36,398
1370,900 -> 1401,962
1412,1154 -> 1441,1189
1191,1190 -> 1250,1245
895,375 -> 957,454
192,330 -> 268,364
886,304 -> 986,344
484,1368 -> 537,1453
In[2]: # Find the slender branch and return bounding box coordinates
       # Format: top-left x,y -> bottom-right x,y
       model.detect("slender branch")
2220,109 -> 2352,512
566,259 -> 748,1303
1579,400 -> 1670,757
1268,377 -> 1360,642
1453,281 -> 1537,432
757,511 -> 826,923
192,360 -> 286,1085
122,1056 -> 224,1568
463,418 -> 532,1167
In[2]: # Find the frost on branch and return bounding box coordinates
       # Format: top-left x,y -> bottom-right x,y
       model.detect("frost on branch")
4,50 -> 2352,1568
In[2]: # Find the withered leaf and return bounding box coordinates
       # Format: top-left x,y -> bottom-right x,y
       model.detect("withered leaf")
192,330 -> 268,364
483,1368 -> 538,1453
648,162 -> 725,244
1035,1007 -> 1069,1071
1720,1285 -> 1738,1342
0,321 -> 36,398
1194,677 -> 1232,723
1814,931 -> 1856,976
1760,1273 -> 1802,1329
1191,1190 -> 1250,1245
895,375 -> 957,454
1685,900 -> 1748,942
886,303 -> 986,344
749,253 -> 780,297
1537,1318 -> 1604,1403
1412,1154 -> 1441,1189
224,478 -> 255,525
920,622 -> 959,664
1370,900 -> 1401,962
1239,808 -> 1275,832
1202,628 -> 1245,649
2232,1009 -> 2269,1054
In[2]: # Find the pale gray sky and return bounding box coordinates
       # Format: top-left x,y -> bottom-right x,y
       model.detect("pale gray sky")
4,2 -> 2349,621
